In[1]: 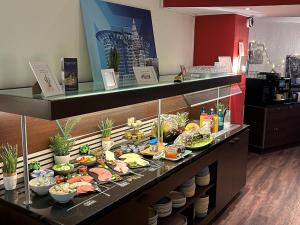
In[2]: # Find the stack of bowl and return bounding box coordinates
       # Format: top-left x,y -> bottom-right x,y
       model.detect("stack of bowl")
148,207 -> 158,225
179,177 -> 196,197
196,167 -> 210,186
164,214 -> 187,225
154,197 -> 172,217
170,191 -> 186,208
194,195 -> 209,218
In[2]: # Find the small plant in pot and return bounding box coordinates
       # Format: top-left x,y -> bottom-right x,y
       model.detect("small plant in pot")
99,118 -> 114,152
49,117 -> 80,165
0,144 -> 18,190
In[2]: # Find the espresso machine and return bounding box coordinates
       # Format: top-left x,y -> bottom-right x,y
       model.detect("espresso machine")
245,72 -> 292,106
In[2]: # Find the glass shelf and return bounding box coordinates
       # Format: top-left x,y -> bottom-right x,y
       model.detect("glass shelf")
0,73 -> 241,120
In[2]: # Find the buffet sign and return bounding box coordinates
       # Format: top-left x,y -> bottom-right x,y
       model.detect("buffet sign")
29,61 -> 64,97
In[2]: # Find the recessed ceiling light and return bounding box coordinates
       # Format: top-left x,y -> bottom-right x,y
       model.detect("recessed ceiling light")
245,7 -> 251,11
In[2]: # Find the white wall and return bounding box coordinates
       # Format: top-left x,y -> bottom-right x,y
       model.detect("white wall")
249,17 -> 300,76
0,0 -> 195,89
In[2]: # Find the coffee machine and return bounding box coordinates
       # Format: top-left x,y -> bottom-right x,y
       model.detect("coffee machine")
245,72 -> 292,106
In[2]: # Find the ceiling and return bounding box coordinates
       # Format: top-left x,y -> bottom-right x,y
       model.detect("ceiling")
168,5 -> 300,17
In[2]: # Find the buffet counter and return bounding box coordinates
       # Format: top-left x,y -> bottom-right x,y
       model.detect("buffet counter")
0,125 -> 249,225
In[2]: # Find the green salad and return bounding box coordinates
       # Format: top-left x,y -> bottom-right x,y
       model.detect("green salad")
52,163 -> 74,171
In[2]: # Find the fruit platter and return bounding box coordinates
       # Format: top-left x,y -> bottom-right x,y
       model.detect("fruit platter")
174,123 -> 213,150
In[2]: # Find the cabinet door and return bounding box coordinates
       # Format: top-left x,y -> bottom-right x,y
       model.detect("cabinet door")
216,130 -> 249,212
216,142 -> 233,211
231,130 -> 249,196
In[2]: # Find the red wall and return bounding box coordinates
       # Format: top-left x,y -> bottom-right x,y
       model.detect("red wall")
164,0 -> 300,7
194,14 -> 249,124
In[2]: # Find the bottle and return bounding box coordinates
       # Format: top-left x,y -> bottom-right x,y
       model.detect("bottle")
218,109 -> 224,131
200,107 -> 207,128
209,108 -> 214,115
213,114 -> 218,133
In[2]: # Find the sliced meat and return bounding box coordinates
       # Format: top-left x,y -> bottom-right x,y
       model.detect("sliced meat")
89,168 -> 112,182
114,160 -> 129,174
67,175 -> 93,184
77,185 -> 95,195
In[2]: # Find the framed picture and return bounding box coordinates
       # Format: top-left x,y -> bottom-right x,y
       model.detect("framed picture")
29,61 -> 64,97
101,69 -> 118,90
249,42 -> 264,64
80,0 -> 157,85
133,66 -> 158,85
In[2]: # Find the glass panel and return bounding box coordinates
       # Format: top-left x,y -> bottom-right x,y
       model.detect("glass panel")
0,73 -> 235,100
183,84 -> 242,107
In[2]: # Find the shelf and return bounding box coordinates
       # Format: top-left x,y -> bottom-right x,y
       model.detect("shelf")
194,207 -> 216,225
0,74 -> 241,120
158,184 -> 215,225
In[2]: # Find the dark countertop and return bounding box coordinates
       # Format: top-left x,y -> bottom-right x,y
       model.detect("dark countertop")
246,101 -> 300,108
0,125 -> 249,225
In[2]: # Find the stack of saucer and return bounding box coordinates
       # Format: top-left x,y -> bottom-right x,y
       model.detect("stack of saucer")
154,197 -> 172,217
164,214 -> 187,225
196,167 -> 210,186
148,207 -> 158,225
179,177 -> 196,197
194,195 -> 209,218
170,191 -> 186,208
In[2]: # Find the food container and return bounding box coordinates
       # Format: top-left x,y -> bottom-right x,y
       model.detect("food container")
29,177 -> 56,196
196,167 -> 210,186
165,146 -> 178,159
148,207 -> 158,225
154,196 -> 172,218
170,191 -> 186,208
49,183 -> 76,204
194,195 -> 209,218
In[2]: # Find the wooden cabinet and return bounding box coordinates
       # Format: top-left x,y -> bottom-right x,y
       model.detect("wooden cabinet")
245,104 -> 300,151
216,130 -> 249,211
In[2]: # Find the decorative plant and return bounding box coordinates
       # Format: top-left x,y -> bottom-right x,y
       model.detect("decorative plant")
29,161 -> 41,171
175,112 -> 189,129
99,118 -> 114,139
49,134 -> 74,156
49,117 -> 81,156
80,144 -> 91,155
0,144 -> 18,174
108,47 -> 120,72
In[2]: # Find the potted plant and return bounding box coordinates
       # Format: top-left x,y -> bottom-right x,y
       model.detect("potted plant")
49,117 -> 80,164
108,47 -> 120,82
0,144 -> 18,190
175,112 -> 189,133
99,118 -> 114,152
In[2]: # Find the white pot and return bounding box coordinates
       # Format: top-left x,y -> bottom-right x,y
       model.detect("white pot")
3,173 -> 17,190
54,154 -> 70,164
102,139 -> 114,151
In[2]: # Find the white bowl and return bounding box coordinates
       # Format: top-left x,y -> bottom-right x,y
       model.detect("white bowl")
29,177 -> 56,196
49,184 -> 76,203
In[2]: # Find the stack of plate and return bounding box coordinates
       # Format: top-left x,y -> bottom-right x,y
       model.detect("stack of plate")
179,177 -> 196,197
194,195 -> 209,218
164,214 -> 187,225
170,191 -> 186,208
196,167 -> 210,186
148,207 -> 158,225
154,197 -> 172,218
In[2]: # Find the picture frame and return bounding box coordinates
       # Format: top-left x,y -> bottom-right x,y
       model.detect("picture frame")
101,69 -> 118,90
133,66 -> 158,85
29,61 -> 64,97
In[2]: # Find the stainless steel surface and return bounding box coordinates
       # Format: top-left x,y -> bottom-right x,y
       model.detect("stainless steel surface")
20,115 -> 32,205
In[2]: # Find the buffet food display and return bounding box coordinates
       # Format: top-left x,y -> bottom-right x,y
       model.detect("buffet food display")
9,113 -> 216,208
